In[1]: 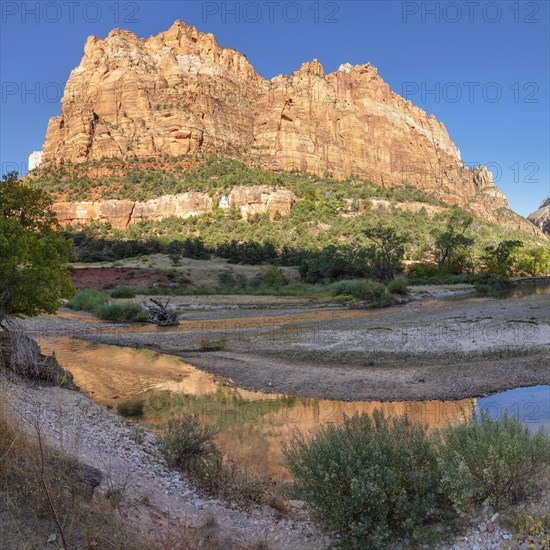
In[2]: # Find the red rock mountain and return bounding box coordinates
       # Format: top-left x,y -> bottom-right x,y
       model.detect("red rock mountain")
42,20 -> 510,216
528,197 -> 550,236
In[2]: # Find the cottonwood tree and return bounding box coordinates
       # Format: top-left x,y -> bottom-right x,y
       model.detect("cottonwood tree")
0,172 -> 73,325
363,222 -> 408,281
482,239 -> 524,276
433,209 -> 474,272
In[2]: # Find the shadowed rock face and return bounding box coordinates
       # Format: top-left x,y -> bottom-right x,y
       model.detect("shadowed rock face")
528,197 -> 550,236
41,20 -> 509,216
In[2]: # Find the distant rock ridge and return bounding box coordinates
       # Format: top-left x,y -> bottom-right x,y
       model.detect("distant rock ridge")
528,196 -> 550,236
40,20 -> 511,219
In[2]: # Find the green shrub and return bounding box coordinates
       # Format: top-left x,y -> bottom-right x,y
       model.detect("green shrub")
387,278 -> 409,295
435,412 -> 550,513
197,339 -> 226,352
159,415 -> 220,471
259,264 -> 287,287
95,302 -> 145,322
283,411 -> 442,548
109,286 -> 137,299
329,279 -> 387,303
407,263 -> 439,280
66,289 -> 109,312
474,277 -> 513,297
117,400 -> 144,417
372,293 -> 395,308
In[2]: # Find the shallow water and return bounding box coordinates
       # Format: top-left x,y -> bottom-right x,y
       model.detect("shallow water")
38,337 -> 549,480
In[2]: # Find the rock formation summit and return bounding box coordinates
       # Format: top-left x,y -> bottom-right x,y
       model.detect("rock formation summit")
528,196 -> 550,236
42,20 -> 508,213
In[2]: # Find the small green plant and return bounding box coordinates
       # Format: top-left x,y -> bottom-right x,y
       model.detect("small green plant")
504,511 -> 550,548
158,415 -> 219,471
329,279 -> 388,303
387,278 -> 409,295
283,411 -> 442,548
117,400 -> 145,418
435,412 -> 550,512
109,286 -> 137,299
197,339 -> 226,352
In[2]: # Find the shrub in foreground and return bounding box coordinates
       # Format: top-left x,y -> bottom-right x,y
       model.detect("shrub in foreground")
159,415 -> 220,471
435,412 -> 550,512
283,411 -> 442,548
158,415 -> 277,507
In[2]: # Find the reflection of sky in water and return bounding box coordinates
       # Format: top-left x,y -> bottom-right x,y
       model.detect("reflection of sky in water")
477,385 -> 550,433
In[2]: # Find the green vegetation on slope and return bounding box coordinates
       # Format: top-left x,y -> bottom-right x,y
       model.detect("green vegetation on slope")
24,156 -> 550,282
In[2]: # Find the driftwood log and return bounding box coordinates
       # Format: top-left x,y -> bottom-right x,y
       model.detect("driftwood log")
141,298 -> 178,327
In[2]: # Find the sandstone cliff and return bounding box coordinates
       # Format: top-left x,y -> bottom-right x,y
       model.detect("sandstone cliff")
41,20 -> 508,216
53,186 -> 296,228
528,196 -> 550,236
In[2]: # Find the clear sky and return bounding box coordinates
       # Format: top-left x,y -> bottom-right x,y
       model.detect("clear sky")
1,0 -> 548,217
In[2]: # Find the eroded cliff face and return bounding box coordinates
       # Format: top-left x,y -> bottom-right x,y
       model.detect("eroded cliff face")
41,20 -> 508,215
528,197 -> 550,236
53,186 -> 296,228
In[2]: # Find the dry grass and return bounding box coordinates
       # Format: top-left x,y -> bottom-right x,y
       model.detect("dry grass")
0,382 -> 161,550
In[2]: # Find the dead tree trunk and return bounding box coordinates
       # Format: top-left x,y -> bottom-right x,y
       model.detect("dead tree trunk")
141,298 -> 178,327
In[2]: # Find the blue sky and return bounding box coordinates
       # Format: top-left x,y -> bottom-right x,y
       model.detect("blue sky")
1,1 -> 548,217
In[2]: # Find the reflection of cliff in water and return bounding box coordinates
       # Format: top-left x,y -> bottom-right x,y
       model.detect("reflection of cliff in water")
38,338 -> 474,480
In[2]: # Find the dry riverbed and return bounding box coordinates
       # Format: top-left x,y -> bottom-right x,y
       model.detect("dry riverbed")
25,289 -> 549,402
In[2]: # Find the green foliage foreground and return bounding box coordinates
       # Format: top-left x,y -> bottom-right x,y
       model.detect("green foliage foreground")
283,411 -> 550,549
0,175 -> 73,320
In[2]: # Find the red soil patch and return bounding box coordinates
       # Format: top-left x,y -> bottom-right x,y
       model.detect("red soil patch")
71,267 -> 175,290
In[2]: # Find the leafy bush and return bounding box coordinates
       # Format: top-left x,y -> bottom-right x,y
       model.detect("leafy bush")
117,400 -> 144,417
329,279 -> 387,303
158,415 -> 277,507
407,262 -> 439,280
259,264 -> 287,287
159,415 -> 220,471
435,412 -> 550,512
109,286 -> 137,299
94,302 -> 145,322
66,289 -> 109,312
387,278 -> 409,295
283,411 -> 442,548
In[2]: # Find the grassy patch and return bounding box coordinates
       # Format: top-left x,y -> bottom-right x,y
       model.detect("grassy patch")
109,286 -> 137,298
94,302 -> 145,323
66,289 -> 144,322
117,400 -> 145,418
